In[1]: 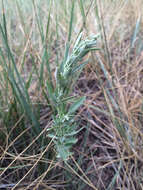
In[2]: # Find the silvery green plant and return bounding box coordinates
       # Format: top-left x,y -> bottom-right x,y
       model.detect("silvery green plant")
47,33 -> 99,161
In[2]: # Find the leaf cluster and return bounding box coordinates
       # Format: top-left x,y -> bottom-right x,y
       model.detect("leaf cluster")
47,33 -> 99,161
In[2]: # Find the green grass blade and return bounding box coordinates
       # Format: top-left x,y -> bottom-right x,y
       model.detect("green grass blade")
45,0 -> 52,41
0,6 -> 40,136
2,0 -> 8,42
107,161 -> 122,190
131,15 -> 141,48
16,0 -> 26,34
78,0 -> 86,27
32,0 -> 44,43
68,0 -> 75,42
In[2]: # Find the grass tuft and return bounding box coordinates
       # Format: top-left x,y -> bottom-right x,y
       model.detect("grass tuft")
0,0 -> 143,189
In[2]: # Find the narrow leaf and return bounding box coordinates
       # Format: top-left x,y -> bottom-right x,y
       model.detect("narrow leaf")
68,96 -> 86,114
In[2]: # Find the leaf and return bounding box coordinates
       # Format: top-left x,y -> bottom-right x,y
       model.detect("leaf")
68,96 -> 86,114
47,133 -> 58,139
56,144 -> 72,161
65,138 -> 78,146
71,61 -> 88,74
65,126 -> 85,137
73,32 -> 82,50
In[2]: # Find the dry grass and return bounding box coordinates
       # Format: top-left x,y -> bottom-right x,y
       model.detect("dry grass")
0,0 -> 143,189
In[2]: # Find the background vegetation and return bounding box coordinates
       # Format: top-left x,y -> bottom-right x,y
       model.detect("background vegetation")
0,0 -> 143,189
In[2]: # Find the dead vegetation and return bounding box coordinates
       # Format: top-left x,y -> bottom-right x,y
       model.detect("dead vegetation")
0,0 -> 143,189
